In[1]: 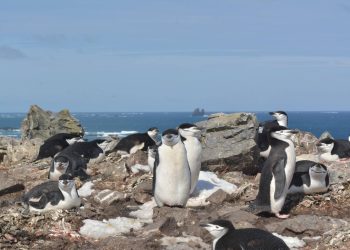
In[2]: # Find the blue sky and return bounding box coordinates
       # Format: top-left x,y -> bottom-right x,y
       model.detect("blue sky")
0,0 -> 350,112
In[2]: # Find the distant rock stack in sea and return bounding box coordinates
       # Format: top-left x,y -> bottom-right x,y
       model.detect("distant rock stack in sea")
21,105 -> 84,141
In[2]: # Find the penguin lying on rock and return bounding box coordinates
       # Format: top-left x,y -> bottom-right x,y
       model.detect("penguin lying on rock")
110,127 -> 159,157
201,219 -> 289,250
317,137 -> 350,161
288,160 -> 330,194
34,133 -> 83,161
49,152 -> 89,181
22,174 -> 81,213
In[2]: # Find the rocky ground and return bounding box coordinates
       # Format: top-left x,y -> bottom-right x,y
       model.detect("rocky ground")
1,151 -> 350,250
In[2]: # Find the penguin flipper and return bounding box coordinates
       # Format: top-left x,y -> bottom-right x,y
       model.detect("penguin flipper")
152,148 -> 159,196
272,158 -> 286,200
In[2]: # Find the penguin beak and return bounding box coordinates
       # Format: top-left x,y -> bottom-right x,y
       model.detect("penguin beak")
290,130 -> 299,134
200,223 -> 209,228
269,112 -> 275,115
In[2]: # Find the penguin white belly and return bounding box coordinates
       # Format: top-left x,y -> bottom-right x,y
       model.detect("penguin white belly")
184,138 -> 202,194
155,144 -> 191,206
305,179 -> 328,194
260,146 -> 271,158
49,169 -> 65,181
130,143 -> 145,155
89,152 -> 105,164
148,156 -> 155,173
29,188 -> 81,212
270,144 -> 295,214
320,153 -> 339,162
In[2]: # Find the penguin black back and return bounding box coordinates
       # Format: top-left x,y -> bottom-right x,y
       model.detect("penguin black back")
201,220 -> 289,250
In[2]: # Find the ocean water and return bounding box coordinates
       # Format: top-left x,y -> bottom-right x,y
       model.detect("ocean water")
0,112 -> 349,140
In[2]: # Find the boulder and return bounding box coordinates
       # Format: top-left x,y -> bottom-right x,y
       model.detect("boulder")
291,131 -> 319,155
196,113 -> 259,173
0,137 -> 43,165
21,105 -> 84,140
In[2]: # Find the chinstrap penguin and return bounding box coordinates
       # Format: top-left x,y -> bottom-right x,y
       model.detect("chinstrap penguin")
59,139 -> 109,164
288,160 -> 329,194
35,133 -> 83,161
49,152 -> 89,181
249,126 -> 298,219
317,138 -> 350,162
258,111 -> 288,158
147,145 -> 158,173
153,129 -> 191,207
201,219 -> 289,250
110,127 -> 159,156
178,123 -> 202,194
22,174 -> 81,213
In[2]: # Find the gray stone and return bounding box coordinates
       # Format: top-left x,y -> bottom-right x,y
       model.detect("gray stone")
206,189 -> 228,204
94,189 -> 129,205
327,160 -> 350,184
291,131 -> 319,155
265,215 -> 348,235
217,206 -> 258,228
196,112 -> 259,173
21,105 -> 84,140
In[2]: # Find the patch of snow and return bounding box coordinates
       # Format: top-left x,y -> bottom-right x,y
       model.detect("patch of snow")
79,217 -> 144,239
186,171 -> 237,207
130,164 -> 151,174
273,233 -> 306,249
160,235 -> 210,250
129,199 -> 157,223
77,181 -> 94,197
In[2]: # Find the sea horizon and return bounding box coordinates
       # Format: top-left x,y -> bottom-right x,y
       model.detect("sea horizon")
1,111 -> 349,140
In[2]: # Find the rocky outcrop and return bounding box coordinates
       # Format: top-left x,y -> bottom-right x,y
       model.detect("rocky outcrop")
21,105 -> 84,140
196,113 -> 259,173
292,131 -> 319,155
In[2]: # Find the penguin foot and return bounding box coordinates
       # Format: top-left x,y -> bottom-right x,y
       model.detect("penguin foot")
245,203 -> 270,214
339,158 -> 350,162
275,212 -> 290,219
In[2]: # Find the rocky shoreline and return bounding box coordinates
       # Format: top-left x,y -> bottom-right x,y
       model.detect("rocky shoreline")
0,108 -> 349,249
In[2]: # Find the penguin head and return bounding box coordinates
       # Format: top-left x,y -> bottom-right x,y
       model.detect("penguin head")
316,138 -> 335,153
161,129 -> 180,146
200,219 -> 233,238
178,123 -> 201,138
53,155 -> 70,173
147,127 -> 159,140
58,174 -> 75,191
270,126 -> 298,140
269,111 -> 288,126
309,163 -> 328,180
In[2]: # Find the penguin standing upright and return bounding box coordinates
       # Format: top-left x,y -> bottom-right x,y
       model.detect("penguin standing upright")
178,123 -> 202,194
153,129 -> 191,207
258,111 -> 288,158
22,174 -> 81,213
147,145 -> 157,173
250,125 -> 298,219
201,219 -> 289,250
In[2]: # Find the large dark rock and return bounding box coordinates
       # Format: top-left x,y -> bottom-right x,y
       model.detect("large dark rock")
196,113 -> 259,173
21,105 -> 84,140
